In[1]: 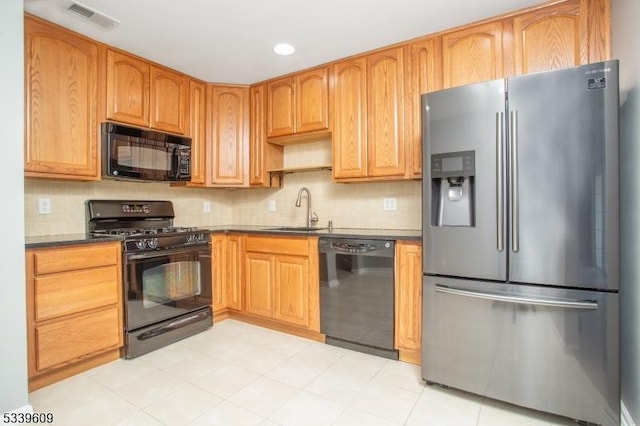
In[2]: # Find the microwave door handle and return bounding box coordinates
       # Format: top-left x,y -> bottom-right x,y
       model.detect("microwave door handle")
172,147 -> 180,180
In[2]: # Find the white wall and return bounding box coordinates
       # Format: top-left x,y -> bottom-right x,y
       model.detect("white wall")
0,0 -> 29,413
612,0 -> 640,423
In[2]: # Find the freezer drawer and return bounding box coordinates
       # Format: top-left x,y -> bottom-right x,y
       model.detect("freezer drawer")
422,276 -> 619,426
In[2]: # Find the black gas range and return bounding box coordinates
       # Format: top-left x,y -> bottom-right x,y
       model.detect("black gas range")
87,200 -> 213,358
87,200 -> 210,251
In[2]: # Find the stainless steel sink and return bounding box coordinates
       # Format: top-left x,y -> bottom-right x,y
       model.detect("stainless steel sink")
268,226 -> 328,232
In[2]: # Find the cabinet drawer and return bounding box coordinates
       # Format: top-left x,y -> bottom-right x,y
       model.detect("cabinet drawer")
35,306 -> 121,372
245,236 -> 309,256
34,243 -> 120,274
35,265 -> 120,321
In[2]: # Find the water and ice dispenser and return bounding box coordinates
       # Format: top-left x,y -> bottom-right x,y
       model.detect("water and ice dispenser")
430,151 -> 475,227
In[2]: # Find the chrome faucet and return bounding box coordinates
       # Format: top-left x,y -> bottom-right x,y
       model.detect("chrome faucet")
295,187 -> 319,228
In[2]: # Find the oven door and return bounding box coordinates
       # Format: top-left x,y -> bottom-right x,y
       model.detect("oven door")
124,246 -> 212,331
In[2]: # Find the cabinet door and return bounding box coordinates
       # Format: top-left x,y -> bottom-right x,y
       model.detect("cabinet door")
512,0 -> 593,75
106,49 -> 150,127
442,21 -> 505,88
25,17 -> 100,180
267,77 -> 295,137
405,37 -> 441,178
207,85 -> 249,186
226,235 -> 243,311
394,242 -> 422,356
245,252 -> 274,318
367,47 -> 406,177
250,84 -> 267,186
331,58 -> 368,179
274,255 -> 309,327
250,85 -> 283,188
189,80 -> 207,184
295,68 -> 329,133
149,65 -> 189,134
211,234 -> 226,312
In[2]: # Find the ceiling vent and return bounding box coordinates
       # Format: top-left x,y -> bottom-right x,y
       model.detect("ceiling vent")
66,1 -> 120,29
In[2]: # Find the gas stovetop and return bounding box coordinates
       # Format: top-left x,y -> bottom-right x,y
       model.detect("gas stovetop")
87,200 -> 210,252
92,226 -> 200,238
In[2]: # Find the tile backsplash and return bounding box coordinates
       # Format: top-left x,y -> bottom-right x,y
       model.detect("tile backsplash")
24,141 -> 422,237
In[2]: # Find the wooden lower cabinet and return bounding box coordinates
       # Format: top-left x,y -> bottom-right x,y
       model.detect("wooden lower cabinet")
394,241 -> 423,365
273,255 -> 310,326
212,234 -> 243,316
26,242 -> 123,390
244,235 -> 319,331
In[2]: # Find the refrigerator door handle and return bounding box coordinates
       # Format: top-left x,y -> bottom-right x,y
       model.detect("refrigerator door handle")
510,110 -> 520,252
496,112 -> 505,252
434,284 -> 598,310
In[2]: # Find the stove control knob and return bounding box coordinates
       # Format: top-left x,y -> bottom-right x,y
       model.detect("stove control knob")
197,233 -> 205,242
187,234 -> 197,244
135,240 -> 147,250
147,238 -> 159,249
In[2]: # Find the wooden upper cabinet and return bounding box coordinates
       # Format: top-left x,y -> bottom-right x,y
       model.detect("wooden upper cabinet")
25,16 -> 101,180
250,84 -> 283,187
106,50 -> 149,127
511,0 -> 609,75
206,85 -> 249,186
149,66 -> 189,134
332,48 -> 407,181
267,77 -> 295,137
266,67 -> 329,138
188,80 -> 206,185
442,21 -> 505,89
331,57 -> 368,179
106,49 -> 188,134
405,37 -> 442,178
367,47 -> 405,177
295,68 -> 329,133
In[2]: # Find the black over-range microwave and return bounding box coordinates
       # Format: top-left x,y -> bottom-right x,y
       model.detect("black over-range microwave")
102,122 -> 191,182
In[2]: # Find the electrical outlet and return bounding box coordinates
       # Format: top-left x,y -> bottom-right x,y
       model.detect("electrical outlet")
38,198 -> 51,215
268,200 -> 276,212
203,201 -> 211,213
383,197 -> 397,211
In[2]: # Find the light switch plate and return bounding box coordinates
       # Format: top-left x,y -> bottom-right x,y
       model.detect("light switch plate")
203,201 -> 211,213
383,197 -> 397,211
268,200 -> 276,212
38,198 -> 51,215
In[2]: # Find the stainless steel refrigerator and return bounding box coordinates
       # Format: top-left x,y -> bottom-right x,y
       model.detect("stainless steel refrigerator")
422,60 -> 619,426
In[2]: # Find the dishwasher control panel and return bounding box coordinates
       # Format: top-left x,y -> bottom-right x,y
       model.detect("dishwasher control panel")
319,238 -> 394,257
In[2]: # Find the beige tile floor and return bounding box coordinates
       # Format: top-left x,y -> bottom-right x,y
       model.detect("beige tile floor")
29,320 -> 577,425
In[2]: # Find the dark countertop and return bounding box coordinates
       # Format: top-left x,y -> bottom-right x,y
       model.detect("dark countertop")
25,226 -> 421,249
209,225 -> 422,241
25,234 -> 123,249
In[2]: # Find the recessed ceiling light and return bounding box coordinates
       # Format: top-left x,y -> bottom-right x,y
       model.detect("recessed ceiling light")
273,43 -> 295,56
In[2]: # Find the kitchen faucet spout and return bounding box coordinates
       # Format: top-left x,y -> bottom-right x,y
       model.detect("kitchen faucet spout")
295,187 -> 319,228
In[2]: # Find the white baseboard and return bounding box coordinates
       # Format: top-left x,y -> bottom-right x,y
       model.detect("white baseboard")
622,400 -> 636,426
9,405 -> 33,414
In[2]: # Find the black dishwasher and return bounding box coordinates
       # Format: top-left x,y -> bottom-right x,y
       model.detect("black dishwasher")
319,238 -> 398,360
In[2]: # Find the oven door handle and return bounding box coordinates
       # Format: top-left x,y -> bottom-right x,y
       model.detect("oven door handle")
136,310 -> 211,341
126,245 -> 210,261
